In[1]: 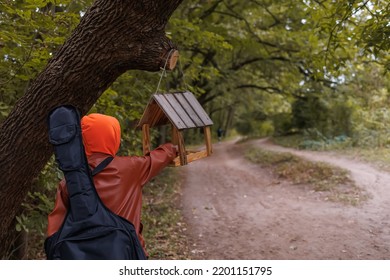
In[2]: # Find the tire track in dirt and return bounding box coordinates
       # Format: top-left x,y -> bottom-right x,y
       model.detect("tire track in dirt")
179,138 -> 390,259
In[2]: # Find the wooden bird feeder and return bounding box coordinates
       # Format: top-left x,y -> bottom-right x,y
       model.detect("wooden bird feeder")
137,91 -> 213,166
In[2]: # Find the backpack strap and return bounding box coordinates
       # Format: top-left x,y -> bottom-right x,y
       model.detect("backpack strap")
91,157 -> 114,176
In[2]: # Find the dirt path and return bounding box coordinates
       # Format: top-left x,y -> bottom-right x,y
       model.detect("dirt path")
179,138 -> 390,259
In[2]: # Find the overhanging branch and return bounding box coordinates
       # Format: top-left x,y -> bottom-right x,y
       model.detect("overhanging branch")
236,84 -> 282,93
200,0 -> 224,20
231,56 -> 290,71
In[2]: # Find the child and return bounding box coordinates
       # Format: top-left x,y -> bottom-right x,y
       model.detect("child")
46,113 -> 177,257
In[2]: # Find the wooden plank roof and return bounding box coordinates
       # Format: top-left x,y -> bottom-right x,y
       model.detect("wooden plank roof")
137,91 -> 213,130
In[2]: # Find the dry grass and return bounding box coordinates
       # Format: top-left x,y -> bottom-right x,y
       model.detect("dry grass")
342,147 -> 390,173
142,168 -> 191,259
245,147 -> 367,206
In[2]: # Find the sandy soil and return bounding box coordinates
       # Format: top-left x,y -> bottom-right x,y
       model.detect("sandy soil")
179,138 -> 390,259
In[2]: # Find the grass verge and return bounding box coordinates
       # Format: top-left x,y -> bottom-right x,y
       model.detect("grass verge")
245,147 -> 367,206
274,135 -> 390,173
142,168 -> 191,259
341,148 -> 390,173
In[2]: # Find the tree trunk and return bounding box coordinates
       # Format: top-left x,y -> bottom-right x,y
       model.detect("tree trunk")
224,106 -> 235,137
0,0 -> 183,259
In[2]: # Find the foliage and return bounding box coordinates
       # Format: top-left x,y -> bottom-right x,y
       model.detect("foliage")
1,0 -> 389,258
0,0 -> 92,122
15,157 -> 61,259
273,132 -> 353,151
169,0 -> 389,143
312,0 -> 389,71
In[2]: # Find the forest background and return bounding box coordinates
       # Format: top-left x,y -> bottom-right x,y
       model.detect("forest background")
0,0 -> 388,259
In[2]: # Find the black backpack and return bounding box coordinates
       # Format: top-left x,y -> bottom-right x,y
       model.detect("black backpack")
44,105 -> 146,260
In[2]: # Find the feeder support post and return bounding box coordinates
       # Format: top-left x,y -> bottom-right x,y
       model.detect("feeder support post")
142,124 -> 151,155
204,126 -> 213,156
172,126 -> 187,165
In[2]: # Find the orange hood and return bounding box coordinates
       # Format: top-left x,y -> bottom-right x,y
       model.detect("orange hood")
81,113 -> 121,157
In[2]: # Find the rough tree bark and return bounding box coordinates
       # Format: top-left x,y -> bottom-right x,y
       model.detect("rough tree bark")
0,0 -> 183,258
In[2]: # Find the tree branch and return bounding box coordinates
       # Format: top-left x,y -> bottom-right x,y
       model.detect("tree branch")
249,0 -> 281,28
236,84 -> 282,94
231,56 -> 290,71
297,64 -> 337,87
213,10 -> 279,49
216,3 -> 300,53
312,0 -> 327,8
200,0 -> 224,20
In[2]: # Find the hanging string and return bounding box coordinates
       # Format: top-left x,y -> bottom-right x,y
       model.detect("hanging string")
155,49 -> 175,94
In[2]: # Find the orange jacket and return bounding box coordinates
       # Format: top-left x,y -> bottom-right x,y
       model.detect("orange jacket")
46,113 -> 177,256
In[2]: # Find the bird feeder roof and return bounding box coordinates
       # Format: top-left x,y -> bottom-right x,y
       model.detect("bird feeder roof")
137,91 -> 213,130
